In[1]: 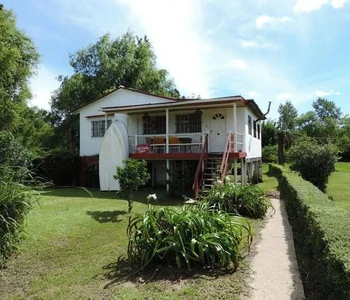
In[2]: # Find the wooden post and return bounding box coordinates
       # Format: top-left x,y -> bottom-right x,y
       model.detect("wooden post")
234,159 -> 237,185
166,108 -> 169,154
166,159 -> 170,192
233,103 -> 237,152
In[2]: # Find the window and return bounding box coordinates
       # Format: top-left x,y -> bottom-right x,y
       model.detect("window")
143,115 -> 166,134
212,113 -> 225,120
91,120 -> 112,137
253,120 -> 257,138
248,115 -> 252,135
257,124 -> 261,140
176,112 -> 202,133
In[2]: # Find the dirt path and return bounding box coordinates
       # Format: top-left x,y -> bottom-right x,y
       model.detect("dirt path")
246,198 -> 305,300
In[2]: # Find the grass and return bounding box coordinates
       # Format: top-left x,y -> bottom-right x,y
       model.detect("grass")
0,188 -> 253,300
327,162 -> 350,211
258,164 -> 278,193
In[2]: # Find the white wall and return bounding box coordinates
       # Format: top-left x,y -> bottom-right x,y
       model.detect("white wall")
79,89 -> 174,156
244,107 -> 262,159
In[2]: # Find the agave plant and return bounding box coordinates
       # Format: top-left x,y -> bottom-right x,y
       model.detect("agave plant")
205,183 -> 273,219
127,203 -> 252,271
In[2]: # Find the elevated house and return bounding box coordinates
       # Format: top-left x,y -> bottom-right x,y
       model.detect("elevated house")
75,86 -> 268,198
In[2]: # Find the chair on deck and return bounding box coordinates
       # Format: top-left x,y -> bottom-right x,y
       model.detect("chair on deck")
169,136 -> 181,152
152,136 -> 165,153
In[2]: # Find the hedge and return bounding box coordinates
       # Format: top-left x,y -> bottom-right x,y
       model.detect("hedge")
269,164 -> 350,300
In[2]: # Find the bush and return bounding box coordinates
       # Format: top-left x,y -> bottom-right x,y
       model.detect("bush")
205,183 -> 272,218
127,203 -> 252,271
269,164 -> 350,300
0,171 -> 37,265
262,145 -> 278,163
34,149 -> 77,186
114,159 -> 150,212
0,131 -> 33,180
288,138 -> 337,192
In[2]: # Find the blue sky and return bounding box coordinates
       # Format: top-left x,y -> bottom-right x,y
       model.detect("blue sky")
4,0 -> 350,118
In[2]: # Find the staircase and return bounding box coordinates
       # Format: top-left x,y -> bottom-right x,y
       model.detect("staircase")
197,154 -> 222,198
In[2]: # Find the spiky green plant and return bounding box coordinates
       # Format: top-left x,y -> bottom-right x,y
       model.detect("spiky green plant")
0,170 -> 37,265
127,203 -> 252,271
206,183 -> 273,219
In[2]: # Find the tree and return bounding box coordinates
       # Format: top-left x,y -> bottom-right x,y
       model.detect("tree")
277,101 -> 298,165
289,138 -> 337,192
0,7 -> 39,131
261,119 -> 277,147
51,32 -> 180,152
114,159 -> 150,212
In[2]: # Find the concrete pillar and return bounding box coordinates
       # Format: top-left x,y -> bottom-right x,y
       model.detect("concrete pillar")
234,159 -> 238,185
166,159 -> 170,192
166,108 -> 169,154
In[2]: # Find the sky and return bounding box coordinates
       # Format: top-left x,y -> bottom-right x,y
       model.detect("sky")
3,0 -> 350,119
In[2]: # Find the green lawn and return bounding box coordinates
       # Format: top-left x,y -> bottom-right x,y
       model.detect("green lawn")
0,188 -> 251,300
258,164 -> 278,193
327,162 -> 350,211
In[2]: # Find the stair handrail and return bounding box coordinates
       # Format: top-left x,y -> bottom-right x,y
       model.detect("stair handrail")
193,133 -> 208,199
220,132 -> 232,181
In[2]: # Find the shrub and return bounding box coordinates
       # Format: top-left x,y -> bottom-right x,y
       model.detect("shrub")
34,149 -> 77,185
127,203 -> 252,271
0,171 -> 37,265
205,183 -> 272,218
114,159 -> 150,212
269,164 -> 350,300
288,138 -> 337,192
262,145 -> 278,163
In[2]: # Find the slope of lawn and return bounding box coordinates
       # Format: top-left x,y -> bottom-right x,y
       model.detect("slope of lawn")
327,162 -> 350,211
0,188 -> 251,300
258,164 -> 278,193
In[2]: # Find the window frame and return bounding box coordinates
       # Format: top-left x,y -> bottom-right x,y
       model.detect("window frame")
176,112 -> 202,133
91,119 -> 112,138
248,115 -> 252,135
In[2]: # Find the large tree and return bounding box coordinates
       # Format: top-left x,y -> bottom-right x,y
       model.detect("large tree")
51,32 -> 180,152
277,101 -> 298,165
0,7 -> 39,131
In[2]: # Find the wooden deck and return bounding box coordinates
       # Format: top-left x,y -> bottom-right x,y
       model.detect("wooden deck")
129,152 -> 247,160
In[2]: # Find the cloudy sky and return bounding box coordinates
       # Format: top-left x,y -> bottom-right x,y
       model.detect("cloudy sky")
4,0 -> 350,118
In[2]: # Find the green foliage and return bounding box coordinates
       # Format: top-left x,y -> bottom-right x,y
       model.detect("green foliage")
262,145 -> 278,163
166,161 -> 195,196
0,131 -> 32,180
0,171 -> 36,265
205,183 -> 272,219
0,8 -> 39,131
269,164 -> 350,300
51,31 -> 179,150
261,119 -> 277,147
114,159 -> 150,212
34,149 -> 77,186
127,203 -> 252,271
288,138 -> 337,191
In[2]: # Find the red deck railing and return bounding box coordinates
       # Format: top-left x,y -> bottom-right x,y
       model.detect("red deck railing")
192,134 -> 208,199
220,133 -> 233,181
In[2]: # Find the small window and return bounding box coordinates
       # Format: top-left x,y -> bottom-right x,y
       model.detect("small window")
143,115 -> 166,134
248,115 -> 252,135
91,120 -> 112,137
257,124 -> 261,140
176,112 -> 202,133
212,113 -> 225,120
253,120 -> 257,138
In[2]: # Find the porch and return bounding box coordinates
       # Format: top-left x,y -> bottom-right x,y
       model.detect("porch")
128,132 -> 246,159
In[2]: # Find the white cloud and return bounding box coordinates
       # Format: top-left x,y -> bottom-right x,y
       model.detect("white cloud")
331,0 -> 345,8
256,15 -> 292,29
239,39 -> 278,50
29,65 -> 60,111
293,0 -> 345,12
276,92 -> 293,101
116,0 -> 212,97
248,91 -> 261,98
314,90 -> 341,97
229,59 -> 249,70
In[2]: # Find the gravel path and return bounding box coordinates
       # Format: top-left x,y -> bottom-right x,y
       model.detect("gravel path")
246,198 -> 305,300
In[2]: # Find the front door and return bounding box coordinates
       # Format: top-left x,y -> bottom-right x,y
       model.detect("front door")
210,112 -> 226,152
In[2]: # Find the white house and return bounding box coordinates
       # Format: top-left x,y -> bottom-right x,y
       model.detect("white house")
74,86 -> 268,197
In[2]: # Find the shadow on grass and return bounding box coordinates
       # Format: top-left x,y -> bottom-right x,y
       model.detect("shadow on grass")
41,187 -> 187,207
103,256 -> 236,289
86,210 -> 127,223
